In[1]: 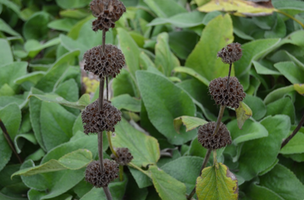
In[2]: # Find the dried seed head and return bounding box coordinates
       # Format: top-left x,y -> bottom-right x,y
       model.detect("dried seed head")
85,160 -> 119,187
111,147 -> 133,165
83,45 -> 125,78
90,0 -> 126,31
209,76 -> 246,108
217,43 -> 242,64
198,122 -> 232,150
81,99 -> 121,134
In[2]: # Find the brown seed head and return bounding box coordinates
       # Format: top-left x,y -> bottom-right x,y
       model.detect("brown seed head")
197,122 -> 232,150
209,76 -> 245,108
85,160 -> 119,187
83,45 -> 125,78
111,147 -> 133,165
217,43 -> 242,64
81,99 -> 121,134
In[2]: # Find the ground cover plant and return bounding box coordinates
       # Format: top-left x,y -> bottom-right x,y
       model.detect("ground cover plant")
0,0 -> 304,199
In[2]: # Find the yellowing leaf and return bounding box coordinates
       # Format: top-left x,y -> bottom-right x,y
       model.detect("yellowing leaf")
294,83 -> 304,96
174,116 -> 207,134
236,101 -> 252,129
198,0 -> 276,17
196,163 -> 238,200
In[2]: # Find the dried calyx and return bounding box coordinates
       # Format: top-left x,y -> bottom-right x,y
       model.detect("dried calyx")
85,160 -> 119,187
90,0 -> 126,31
81,99 -> 121,134
83,45 -> 125,78
111,147 -> 133,165
217,43 -> 242,64
209,76 -> 245,108
198,122 -> 232,150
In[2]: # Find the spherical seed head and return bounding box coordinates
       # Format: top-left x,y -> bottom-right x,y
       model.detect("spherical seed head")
85,160 -> 119,187
111,147 -> 133,165
209,76 -> 246,108
83,45 -> 125,78
217,43 -> 242,64
81,99 -> 121,134
198,122 -> 232,150
90,0 -> 126,31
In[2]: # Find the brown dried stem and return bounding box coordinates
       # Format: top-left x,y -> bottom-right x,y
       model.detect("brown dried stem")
281,113 -> 304,149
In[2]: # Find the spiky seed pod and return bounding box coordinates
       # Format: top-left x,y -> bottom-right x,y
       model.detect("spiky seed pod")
197,122 -> 232,150
81,99 -> 121,134
85,160 -> 119,187
90,0 -> 126,31
217,43 -> 242,64
83,45 -> 125,78
111,147 -> 133,165
209,76 -> 246,108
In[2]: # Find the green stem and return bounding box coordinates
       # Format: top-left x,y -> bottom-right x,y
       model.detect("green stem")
213,150 -> 218,169
106,131 -> 118,158
119,165 -> 124,181
277,10 -> 304,29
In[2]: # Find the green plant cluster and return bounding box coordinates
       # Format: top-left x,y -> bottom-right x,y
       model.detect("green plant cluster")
0,0 -> 304,200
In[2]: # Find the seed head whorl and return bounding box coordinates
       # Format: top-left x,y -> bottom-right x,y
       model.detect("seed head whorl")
198,122 -> 232,150
217,43 -> 242,64
81,99 -> 121,134
111,147 -> 133,165
90,0 -> 126,31
83,45 -> 125,78
209,76 -> 245,108
85,160 -> 119,187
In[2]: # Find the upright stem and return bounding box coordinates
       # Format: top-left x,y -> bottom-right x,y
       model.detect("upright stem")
213,150 -> 218,168
103,187 -> 113,200
106,77 -> 109,100
119,165 -> 124,181
102,30 -> 106,55
212,105 -> 226,136
281,113 -> 304,149
107,131 -> 118,158
0,119 -> 23,164
226,63 -> 232,91
98,132 -> 104,172
99,78 -> 105,111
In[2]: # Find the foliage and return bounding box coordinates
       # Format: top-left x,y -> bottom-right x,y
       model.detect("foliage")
0,0 -> 304,199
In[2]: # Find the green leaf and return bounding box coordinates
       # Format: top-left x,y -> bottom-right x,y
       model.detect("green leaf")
0,62 -> 27,92
0,84 -> 14,96
245,183 -> 284,200
148,11 -> 206,28
174,116 -> 207,134
14,72 -> 46,85
0,132 -> 11,172
0,103 -> 21,141
234,38 -> 280,77
0,39 -> 12,66
14,133 -> 37,154
35,50 -> 79,92
236,115 -> 290,181
149,165 -> 187,200
40,102 -> 76,151
281,131 -> 304,154
264,85 -> 295,105
168,30 -> 199,60
185,14 -> 233,82
252,60 -> 280,75
227,118 -> 268,145
274,61 -> 304,83
129,167 -> 152,188
161,156 -> 204,194
174,67 -> 210,87
48,18 -> 78,32
144,0 -> 187,18
111,94 -> 141,112
273,0 -> 304,11
294,83 -> 304,95
259,164 -> 304,200
55,0 -> 91,9
117,28 -> 141,77
24,38 -> 61,58
23,11 -> 50,40
0,0 -> 20,16
12,149 -> 92,177
196,163 -> 238,200
235,101 -> 253,129
243,95 -> 266,120
81,178 -> 127,200
0,18 -> 21,37
112,68 -> 136,97
266,97 -> 295,124
60,9 -> 90,19
136,71 -> 196,145
155,33 -> 180,76
112,118 -> 160,167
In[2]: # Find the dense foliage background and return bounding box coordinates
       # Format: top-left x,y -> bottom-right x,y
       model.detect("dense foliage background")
0,0 -> 304,199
